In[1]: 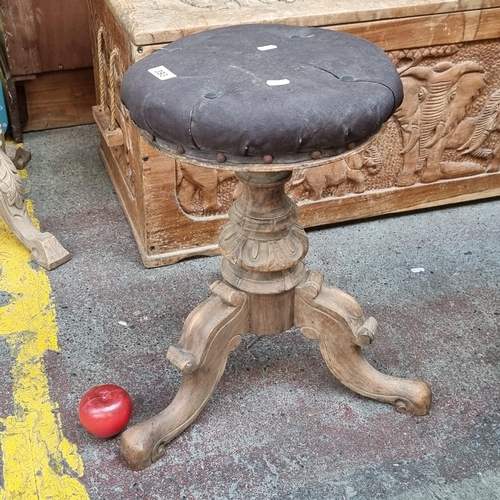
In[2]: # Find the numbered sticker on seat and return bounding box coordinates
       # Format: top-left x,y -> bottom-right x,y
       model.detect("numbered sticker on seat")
148,66 -> 177,80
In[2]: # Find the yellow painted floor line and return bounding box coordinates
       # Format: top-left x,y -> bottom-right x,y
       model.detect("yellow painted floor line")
0,173 -> 89,499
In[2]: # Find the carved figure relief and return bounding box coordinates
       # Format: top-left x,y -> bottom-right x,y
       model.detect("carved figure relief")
288,146 -> 382,202
391,42 -> 500,186
173,40 -> 500,217
175,161 -> 238,215
452,88 -> 500,172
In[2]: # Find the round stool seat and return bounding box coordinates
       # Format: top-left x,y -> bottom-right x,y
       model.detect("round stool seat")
120,24 -> 402,168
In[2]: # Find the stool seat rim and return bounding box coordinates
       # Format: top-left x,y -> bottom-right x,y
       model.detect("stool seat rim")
144,127 -> 382,172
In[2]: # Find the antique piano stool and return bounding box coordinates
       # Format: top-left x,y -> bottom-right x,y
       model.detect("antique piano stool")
119,24 -> 432,470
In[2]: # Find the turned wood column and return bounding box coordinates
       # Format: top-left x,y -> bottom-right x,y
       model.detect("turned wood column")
218,171 -> 308,334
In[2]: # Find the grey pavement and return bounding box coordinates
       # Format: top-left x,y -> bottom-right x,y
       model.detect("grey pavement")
18,124 -> 500,499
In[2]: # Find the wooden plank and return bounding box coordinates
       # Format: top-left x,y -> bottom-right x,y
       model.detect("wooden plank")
22,68 -> 96,131
333,7 -> 500,50
32,0 -> 93,72
133,4 -> 500,62
0,0 -> 41,75
104,0 -> 500,45
4,78 -> 24,143
125,171 -> 500,269
298,173 -> 500,228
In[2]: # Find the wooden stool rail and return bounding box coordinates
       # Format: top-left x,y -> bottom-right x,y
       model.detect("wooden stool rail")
118,24 -> 431,470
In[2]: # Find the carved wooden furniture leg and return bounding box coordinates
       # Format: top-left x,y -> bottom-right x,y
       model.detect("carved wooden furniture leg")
120,281 -> 249,470
0,148 -> 70,270
295,271 -> 431,415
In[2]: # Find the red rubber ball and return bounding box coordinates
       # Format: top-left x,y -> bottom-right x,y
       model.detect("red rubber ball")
78,384 -> 133,438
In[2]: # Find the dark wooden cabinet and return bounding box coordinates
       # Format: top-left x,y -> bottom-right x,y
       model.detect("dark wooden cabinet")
1,0 -> 95,141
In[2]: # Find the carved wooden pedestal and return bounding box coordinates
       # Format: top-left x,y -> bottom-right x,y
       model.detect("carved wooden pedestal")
120,169 -> 432,471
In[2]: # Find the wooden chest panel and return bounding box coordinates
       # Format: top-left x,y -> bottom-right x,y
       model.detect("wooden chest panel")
88,0 -> 500,267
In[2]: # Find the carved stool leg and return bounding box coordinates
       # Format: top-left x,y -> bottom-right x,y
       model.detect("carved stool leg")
0,147 -> 70,270
294,271 -> 431,415
120,281 -> 249,470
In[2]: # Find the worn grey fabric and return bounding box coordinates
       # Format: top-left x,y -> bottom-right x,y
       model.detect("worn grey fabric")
120,24 -> 403,164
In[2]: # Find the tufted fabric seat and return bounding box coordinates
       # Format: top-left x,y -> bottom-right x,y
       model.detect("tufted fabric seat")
120,24 -> 403,166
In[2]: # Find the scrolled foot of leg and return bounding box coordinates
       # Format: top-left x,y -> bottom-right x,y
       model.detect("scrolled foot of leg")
295,273 -> 432,416
120,284 -> 249,470
120,416 -> 170,470
393,380 -> 432,415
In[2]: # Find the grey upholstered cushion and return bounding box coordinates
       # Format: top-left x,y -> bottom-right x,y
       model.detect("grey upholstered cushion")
120,24 -> 402,164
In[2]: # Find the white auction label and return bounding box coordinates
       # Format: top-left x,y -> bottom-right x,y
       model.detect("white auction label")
148,66 -> 177,80
257,45 -> 278,51
266,79 -> 290,86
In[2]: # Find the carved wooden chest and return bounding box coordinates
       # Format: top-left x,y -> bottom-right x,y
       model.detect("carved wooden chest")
87,0 -> 500,267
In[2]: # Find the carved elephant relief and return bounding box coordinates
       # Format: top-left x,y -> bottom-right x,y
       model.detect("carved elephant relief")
393,60 -> 500,186
451,88 -> 500,173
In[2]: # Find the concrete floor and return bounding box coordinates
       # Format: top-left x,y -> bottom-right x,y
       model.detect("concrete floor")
1,123 -> 499,499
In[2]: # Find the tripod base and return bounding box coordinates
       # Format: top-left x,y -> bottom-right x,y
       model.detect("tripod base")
120,272 -> 431,470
